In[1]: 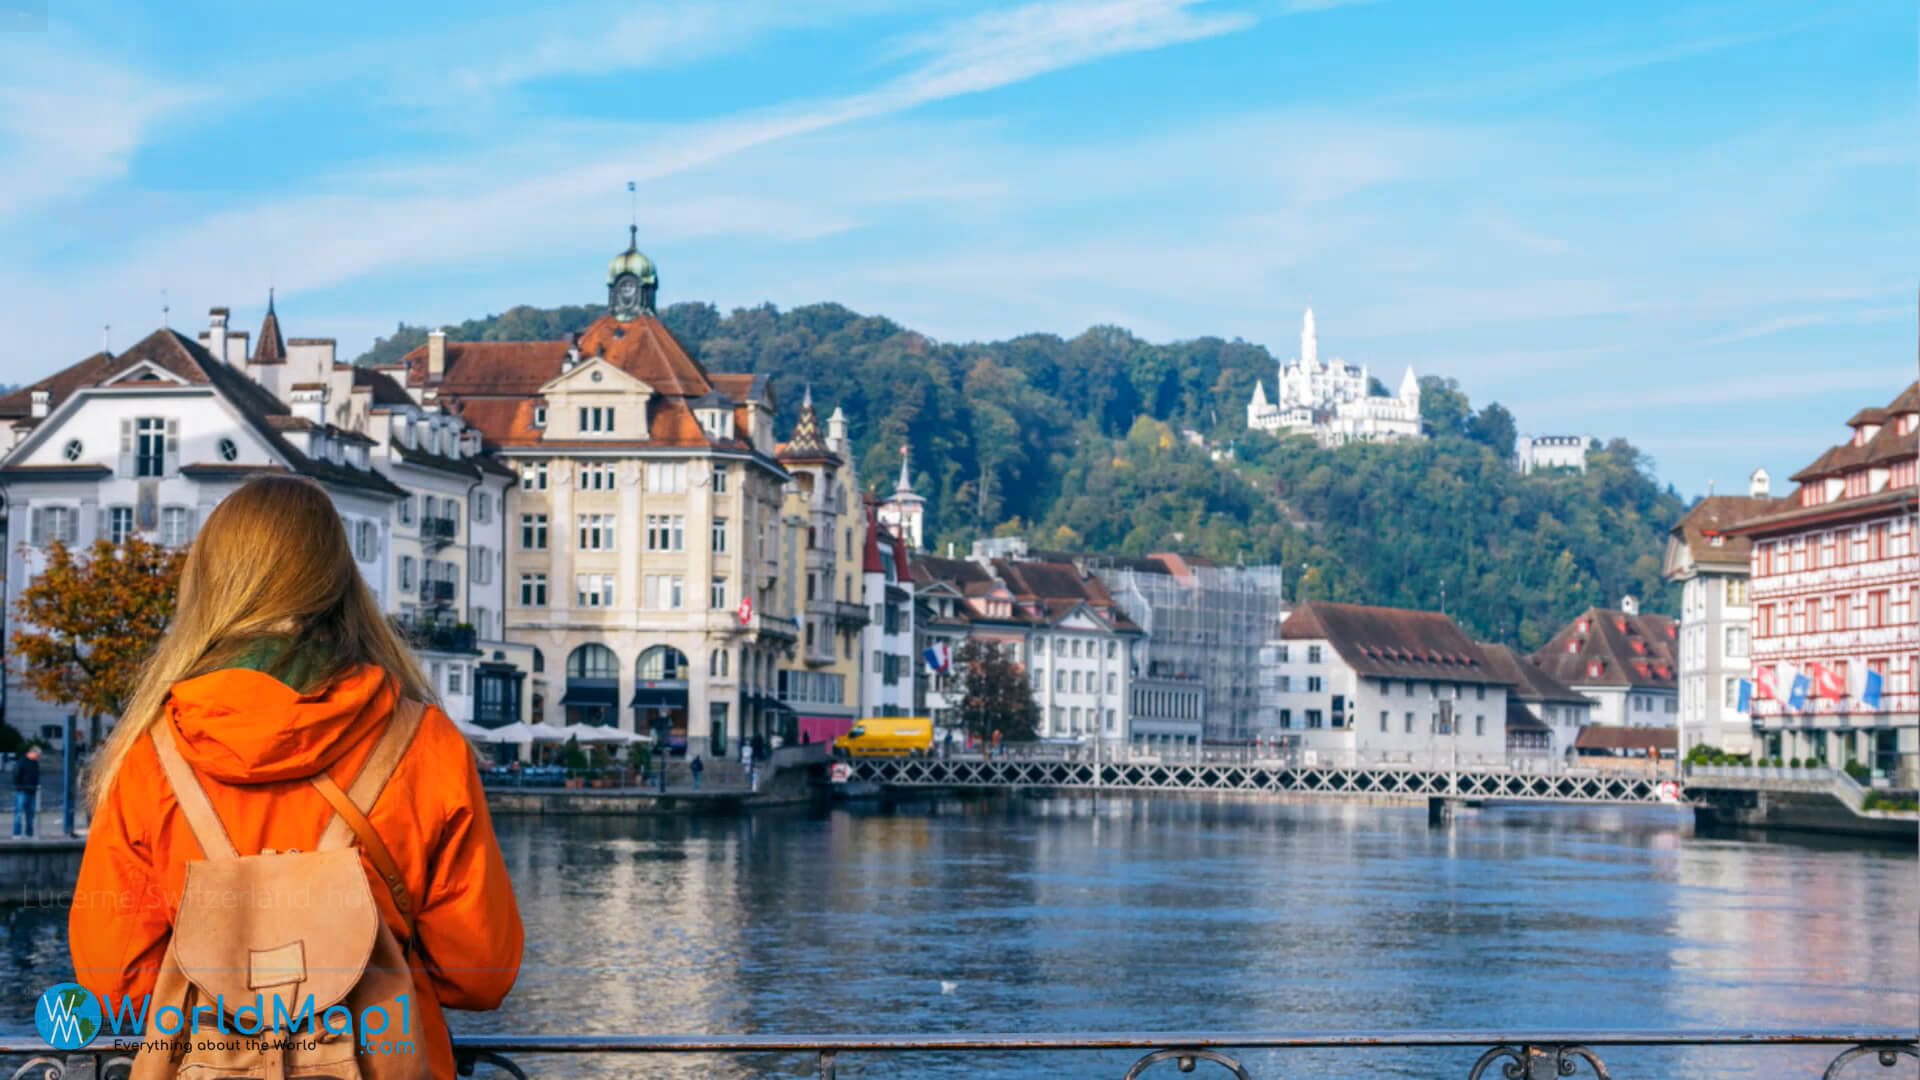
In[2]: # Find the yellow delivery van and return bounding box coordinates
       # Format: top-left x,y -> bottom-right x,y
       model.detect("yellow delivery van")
833,716 -> 934,757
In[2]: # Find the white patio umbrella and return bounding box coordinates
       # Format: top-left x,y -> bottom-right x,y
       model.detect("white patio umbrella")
562,724 -> 648,744
473,721 -> 536,743
523,722 -> 572,742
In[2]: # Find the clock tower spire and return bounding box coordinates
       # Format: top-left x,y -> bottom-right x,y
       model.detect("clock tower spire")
607,222 -> 658,321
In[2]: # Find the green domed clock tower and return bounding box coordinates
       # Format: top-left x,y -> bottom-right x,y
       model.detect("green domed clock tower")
607,225 -> 658,321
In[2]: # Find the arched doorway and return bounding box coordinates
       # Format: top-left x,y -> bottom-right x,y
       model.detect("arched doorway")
632,645 -> 691,757
562,644 -> 619,727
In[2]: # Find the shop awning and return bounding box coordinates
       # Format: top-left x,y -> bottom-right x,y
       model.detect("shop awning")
630,685 -> 690,708
559,681 -> 619,709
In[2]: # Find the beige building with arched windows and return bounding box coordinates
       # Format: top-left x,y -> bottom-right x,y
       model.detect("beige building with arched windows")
396,232 -> 798,758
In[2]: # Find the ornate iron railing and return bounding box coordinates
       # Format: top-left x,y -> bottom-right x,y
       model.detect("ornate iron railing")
853,757 -> 1692,805
4,1029 -> 1913,1079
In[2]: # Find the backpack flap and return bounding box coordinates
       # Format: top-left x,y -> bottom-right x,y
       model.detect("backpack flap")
172,848 -> 380,1022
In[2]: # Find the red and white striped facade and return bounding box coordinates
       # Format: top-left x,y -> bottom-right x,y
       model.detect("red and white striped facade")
1732,382 -> 1919,783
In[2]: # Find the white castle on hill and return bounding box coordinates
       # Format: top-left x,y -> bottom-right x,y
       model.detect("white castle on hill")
1246,309 -> 1423,446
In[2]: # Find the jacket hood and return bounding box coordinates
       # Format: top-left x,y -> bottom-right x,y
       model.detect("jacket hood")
165,664 -> 395,785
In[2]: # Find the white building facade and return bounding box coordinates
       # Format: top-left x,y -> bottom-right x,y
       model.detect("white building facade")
1662,477 -> 1771,756
1515,435 -> 1591,474
1246,309 -> 1423,447
859,502 -> 916,717
1258,602 -> 1513,768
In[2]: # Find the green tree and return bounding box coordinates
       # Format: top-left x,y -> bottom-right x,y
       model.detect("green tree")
954,639 -> 1040,742
1466,402 -> 1518,458
1419,375 -> 1472,437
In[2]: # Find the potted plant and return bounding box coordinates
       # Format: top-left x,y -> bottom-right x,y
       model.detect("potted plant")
561,737 -> 589,788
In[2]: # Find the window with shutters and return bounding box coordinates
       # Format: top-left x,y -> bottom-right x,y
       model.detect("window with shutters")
398,497 -> 415,525
107,506 -> 134,544
399,556 -> 416,591
33,506 -> 77,547
160,506 -> 193,547
134,417 -> 166,477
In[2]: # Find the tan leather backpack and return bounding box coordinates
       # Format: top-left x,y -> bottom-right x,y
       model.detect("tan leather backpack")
131,700 -> 432,1080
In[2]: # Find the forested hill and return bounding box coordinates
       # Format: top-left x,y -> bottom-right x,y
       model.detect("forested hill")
357,302 -> 1685,649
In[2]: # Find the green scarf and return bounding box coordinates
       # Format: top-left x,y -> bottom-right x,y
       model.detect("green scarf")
224,635 -> 334,693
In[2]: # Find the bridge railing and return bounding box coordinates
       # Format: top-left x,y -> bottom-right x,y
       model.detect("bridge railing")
5,1028 -> 1913,1079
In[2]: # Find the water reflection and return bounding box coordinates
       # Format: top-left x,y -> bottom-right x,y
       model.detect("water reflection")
1,796 -> 1912,1079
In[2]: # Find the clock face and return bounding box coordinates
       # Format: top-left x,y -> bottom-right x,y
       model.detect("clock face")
614,276 -> 640,311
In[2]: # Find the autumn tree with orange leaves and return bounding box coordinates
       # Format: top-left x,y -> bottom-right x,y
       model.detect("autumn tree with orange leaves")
11,537 -> 183,745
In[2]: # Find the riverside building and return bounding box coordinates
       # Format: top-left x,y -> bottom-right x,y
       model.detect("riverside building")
397,231 -> 798,756
1726,382 -> 1919,784
1661,471 -> 1773,756
774,391 -> 868,743
0,301 -> 526,736
1258,601 -> 1514,768
1529,599 -> 1679,729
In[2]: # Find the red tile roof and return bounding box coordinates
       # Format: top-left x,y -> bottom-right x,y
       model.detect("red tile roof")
1529,606 -> 1677,691
401,315 -> 712,398
253,304 -> 286,365
1669,494 -> 1776,570
1279,602 -> 1509,685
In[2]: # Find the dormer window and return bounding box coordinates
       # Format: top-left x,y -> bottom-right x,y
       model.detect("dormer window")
533,405 -> 547,428
1709,534 -> 1725,547
580,406 -> 615,434
1575,617 -> 1589,633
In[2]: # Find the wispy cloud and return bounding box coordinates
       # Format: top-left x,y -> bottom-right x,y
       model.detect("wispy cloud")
1511,367 -> 1913,416
1696,303 -> 1912,347
0,39 -> 208,221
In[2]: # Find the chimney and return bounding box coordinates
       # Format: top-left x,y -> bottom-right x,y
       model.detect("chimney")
1749,468 -> 1770,499
1620,595 -> 1639,616
206,307 -> 229,363
30,389 -> 49,419
428,329 -> 446,381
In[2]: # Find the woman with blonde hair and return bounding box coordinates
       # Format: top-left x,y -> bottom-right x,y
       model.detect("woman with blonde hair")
71,475 -> 522,1076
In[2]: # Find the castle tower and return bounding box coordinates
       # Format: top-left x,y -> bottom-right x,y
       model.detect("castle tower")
875,444 -> 926,550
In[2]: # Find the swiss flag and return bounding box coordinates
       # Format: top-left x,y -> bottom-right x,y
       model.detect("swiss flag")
736,596 -> 753,625
1810,661 -> 1845,699
1754,663 -> 1777,700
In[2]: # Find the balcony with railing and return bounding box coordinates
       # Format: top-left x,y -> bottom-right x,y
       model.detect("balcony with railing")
421,516 -> 458,551
392,615 -> 478,655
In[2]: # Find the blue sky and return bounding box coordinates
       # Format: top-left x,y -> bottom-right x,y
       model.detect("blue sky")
0,0 -> 1912,498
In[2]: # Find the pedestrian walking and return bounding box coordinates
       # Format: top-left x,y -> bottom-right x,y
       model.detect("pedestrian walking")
690,755 -> 705,790
12,747 -> 40,837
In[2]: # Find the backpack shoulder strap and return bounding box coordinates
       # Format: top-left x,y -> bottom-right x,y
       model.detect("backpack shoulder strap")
149,723 -> 240,860
313,698 -> 425,933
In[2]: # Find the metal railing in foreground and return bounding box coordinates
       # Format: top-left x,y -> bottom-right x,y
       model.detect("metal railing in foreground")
5,1028 -> 1914,1079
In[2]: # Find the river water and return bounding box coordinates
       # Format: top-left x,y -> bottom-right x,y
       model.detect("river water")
3,796 -> 1915,1078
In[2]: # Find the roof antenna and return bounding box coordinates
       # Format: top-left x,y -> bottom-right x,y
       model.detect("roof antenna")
627,180 -> 637,250
161,289 -> 169,329
103,323 -> 111,353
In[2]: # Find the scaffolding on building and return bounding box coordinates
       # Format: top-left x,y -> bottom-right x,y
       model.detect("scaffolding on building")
1091,560 -> 1288,745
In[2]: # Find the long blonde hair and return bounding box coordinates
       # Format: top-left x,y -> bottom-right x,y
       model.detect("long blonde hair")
89,475 -> 432,809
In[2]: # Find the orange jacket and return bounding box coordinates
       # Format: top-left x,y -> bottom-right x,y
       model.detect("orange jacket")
70,665 -> 523,1077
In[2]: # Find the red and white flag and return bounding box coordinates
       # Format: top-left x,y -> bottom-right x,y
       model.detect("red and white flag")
1754,663 -> 1777,700
1810,661 -> 1845,699
736,596 -> 753,625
